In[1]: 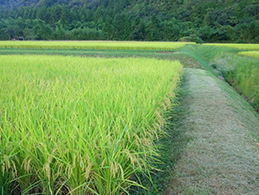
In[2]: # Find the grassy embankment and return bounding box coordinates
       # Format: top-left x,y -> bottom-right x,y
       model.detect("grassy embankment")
185,44 -> 259,111
0,55 -> 182,194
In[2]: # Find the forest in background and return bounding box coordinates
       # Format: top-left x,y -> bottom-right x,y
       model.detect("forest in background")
0,0 -> 258,43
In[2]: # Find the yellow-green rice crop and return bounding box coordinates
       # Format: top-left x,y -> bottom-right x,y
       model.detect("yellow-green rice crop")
238,51 -> 259,58
0,55 -> 182,194
0,41 -> 192,50
205,43 -> 259,50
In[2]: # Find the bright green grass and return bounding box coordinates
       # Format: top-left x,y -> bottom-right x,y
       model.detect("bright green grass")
213,54 -> 259,111
0,55 -> 182,194
205,43 -> 259,50
0,41 -> 193,50
182,44 -> 259,112
238,51 -> 259,58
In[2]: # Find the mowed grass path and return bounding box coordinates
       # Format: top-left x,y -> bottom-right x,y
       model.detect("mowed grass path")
165,69 -> 259,194
0,55 -> 182,194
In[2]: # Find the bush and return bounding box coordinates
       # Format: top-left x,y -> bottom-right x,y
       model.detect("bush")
179,35 -> 204,44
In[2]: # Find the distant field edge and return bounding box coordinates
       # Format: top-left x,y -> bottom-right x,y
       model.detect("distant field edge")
0,40 -> 195,50
238,51 -> 259,58
205,43 -> 259,50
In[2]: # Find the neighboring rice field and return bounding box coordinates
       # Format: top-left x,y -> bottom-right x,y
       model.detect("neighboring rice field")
0,55 -> 182,194
238,51 -> 259,58
205,43 -> 259,50
0,41 -> 193,50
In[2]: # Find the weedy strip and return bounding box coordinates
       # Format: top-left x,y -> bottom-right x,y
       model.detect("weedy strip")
213,53 -> 259,111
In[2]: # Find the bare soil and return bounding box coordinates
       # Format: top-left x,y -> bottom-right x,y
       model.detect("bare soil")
165,68 -> 259,195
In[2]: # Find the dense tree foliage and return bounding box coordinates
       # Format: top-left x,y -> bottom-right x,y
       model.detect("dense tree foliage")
0,0 -> 258,42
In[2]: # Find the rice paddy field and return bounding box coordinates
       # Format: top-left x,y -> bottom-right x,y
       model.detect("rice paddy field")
238,51 -> 259,58
0,41 -> 192,50
0,55 -> 182,194
1,41 -> 259,195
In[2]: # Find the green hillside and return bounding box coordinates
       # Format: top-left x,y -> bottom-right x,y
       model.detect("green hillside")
0,0 -> 258,42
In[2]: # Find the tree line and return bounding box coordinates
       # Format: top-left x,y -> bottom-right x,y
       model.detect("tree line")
0,0 -> 258,43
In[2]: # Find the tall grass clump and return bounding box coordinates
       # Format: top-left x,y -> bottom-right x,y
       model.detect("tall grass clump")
0,55 -> 182,194
213,54 -> 259,111
0,41 -> 193,50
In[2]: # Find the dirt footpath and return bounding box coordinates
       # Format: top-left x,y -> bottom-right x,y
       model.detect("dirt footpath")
165,69 -> 259,195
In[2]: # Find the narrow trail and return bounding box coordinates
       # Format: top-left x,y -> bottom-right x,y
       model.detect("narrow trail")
165,68 -> 259,195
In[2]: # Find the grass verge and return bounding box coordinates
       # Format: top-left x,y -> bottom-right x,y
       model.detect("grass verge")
182,44 -> 259,112
212,53 -> 259,111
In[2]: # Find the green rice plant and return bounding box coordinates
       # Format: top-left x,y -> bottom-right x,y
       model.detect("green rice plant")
238,51 -> 259,58
0,41 -> 193,50
0,55 -> 182,194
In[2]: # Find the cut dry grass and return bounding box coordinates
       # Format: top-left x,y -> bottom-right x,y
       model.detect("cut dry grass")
165,69 -> 259,194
